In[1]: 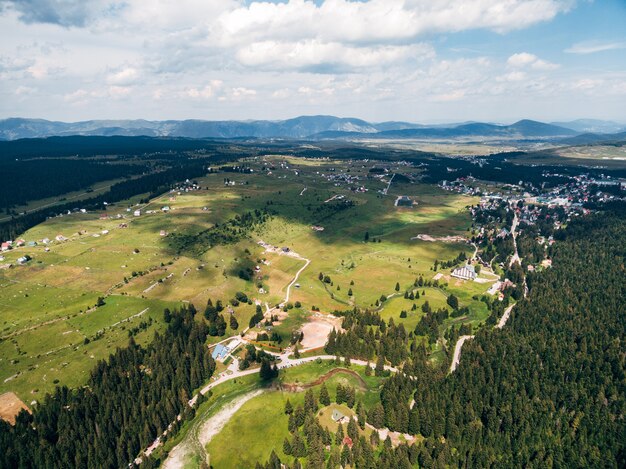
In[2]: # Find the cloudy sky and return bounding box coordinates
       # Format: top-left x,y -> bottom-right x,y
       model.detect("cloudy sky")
1,0 -> 625,123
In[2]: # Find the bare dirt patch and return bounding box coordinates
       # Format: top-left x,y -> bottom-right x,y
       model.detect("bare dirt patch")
300,313 -> 342,350
0,392 -> 31,425
411,234 -> 468,243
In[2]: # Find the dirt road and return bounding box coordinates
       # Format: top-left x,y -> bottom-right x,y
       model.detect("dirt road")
284,257 -> 310,304
162,389 -> 264,469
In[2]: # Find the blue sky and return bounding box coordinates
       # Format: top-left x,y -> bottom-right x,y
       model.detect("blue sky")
0,0 -> 625,123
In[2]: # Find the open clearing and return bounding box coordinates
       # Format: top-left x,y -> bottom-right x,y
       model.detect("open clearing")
204,361 -> 384,468
299,313 -> 342,350
0,391 -> 31,425
1,155 -> 492,401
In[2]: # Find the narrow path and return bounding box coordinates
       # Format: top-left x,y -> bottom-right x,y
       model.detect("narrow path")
509,212 -> 521,268
109,308 -> 149,328
283,258 -> 310,305
382,173 -> 395,196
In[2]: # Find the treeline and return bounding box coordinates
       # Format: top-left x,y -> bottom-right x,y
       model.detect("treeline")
325,310 -> 409,366
0,135 -> 225,159
0,159 -> 144,209
167,209 -> 270,255
257,385 -> 421,469
0,306 -> 216,468
0,163 -> 209,241
380,211 -> 626,467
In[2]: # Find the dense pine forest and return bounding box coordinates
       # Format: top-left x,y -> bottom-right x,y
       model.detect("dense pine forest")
379,211 -> 626,467
0,307 -> 215,468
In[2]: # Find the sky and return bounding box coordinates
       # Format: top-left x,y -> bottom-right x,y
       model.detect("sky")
0,0 -> 625,124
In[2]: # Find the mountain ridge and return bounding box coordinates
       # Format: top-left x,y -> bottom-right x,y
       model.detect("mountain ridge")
0,115 -> 615,141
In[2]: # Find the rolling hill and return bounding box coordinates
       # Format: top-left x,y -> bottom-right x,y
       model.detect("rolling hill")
0,116 -> 588,141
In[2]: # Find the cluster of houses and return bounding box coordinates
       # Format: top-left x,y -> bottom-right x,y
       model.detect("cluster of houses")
439,178 -> 483,196
1,237 -> 52,252
172,179 -> 200,193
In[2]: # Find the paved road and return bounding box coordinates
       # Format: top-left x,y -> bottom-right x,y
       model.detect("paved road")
508,209 -> 523,269
143,352 -> 403,461
449,335 -> 475,373
496,302 -> 516,329
382,173 -> 395,195
196,352 -> 401,401
450,206 -> 531,373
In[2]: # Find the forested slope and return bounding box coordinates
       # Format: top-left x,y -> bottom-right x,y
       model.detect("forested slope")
383,212 -> 625,467
0,307 -> 215,468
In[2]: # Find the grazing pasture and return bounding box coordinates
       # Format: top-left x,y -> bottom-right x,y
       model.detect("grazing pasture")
0,155 -> 493,402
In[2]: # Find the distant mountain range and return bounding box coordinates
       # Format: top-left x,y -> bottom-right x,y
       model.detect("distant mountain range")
0,116 -> 624,141
550,119 -> 625,134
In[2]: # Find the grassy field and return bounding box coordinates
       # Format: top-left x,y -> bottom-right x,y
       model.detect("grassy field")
0,176 -> 137,224
205,360 -> 384,468
516,145 -> 626,169
0,155 -> 496,402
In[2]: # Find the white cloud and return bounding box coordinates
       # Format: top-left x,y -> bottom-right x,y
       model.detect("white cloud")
184,80 -> 223,99
236,41 -> 433,72
565,41 -> 626,54
431,89 -> 465,102
497,71 -> 527,82
507,52 -> 537,67
15,85 -> 37,95
229,87 -> 257,100
507,52 -> 559,70
106,67 -> 139,85
107,85 -> 131,98
214,0 -> 570,47
2,0 -> 624,122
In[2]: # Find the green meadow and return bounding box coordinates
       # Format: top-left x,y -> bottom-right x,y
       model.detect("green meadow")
205,360 -> 385,469
0,155 -> 495,402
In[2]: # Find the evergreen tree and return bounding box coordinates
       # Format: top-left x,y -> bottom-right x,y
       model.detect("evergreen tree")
284,399 -> 293,415
335,423 -> 344,445
304,389 -> 318,414
229,314 -> 239,330
347,417 -> 359,440
319,383 -> 331,406
356,401 -> 366,430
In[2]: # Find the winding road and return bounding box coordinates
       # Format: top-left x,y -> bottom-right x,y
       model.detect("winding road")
449,335 -> 475,373
450,206 -> 528,373
283,257 -> 310,305
496,302 -> 516,330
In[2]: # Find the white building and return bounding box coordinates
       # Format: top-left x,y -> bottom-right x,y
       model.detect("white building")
451,264 -> 477,281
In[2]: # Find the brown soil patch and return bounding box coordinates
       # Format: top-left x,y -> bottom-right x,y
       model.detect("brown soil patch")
300,314 -> 342,350
0,392 -> 31,425
282,368 -> 366,392
267,308 -> 289,323
411,234 -> 468,243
